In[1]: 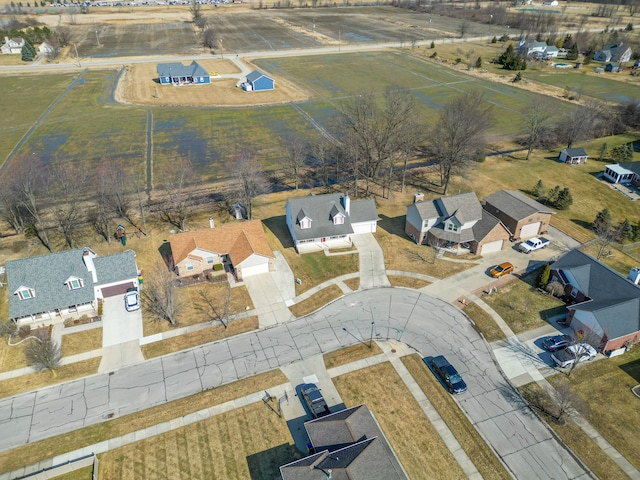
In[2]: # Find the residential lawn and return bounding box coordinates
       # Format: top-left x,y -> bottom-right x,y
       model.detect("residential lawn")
387,275 -> 431,289
519,382 -> 632,480
482,270 -> 565,334
61,328 -> 103,357
343,277 -> 360,290
288,285 -> 343,317
0,369 -> 288,473
546,346 -> 640,472
582,243 -> 640,278
141,316 -> 259,359
143,283 -> 253,336
334,362 -> 466,480
0,358 -> 100,400
463,302 -> 506,343
0,339 -> 27,373
51,466 -> 93,480
323,343 -> 383,369
403,355 -> 511,480
99,402 -> 299,480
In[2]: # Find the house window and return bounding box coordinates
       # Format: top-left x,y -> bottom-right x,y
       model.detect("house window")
570,287 -> 578,298
186,263 -> 194,271
446,223 -> 459,232
206,256 -> 214,265
300,218 -> 311,229
68,279 -> 83,290
18,288 -> 34,300
423,220 -> 430,228
333,215 -> 344,225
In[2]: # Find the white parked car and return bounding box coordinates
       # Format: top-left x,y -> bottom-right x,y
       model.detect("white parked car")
124,288 -> 140,312
551,343 -> 597,368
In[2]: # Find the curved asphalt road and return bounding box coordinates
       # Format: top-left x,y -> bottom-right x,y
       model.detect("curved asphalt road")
0,288 -> 589,479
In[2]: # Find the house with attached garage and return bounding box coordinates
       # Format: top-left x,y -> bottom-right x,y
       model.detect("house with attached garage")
280,404 -> 409,480
285,192 -> 378,253
559,147 -> 588,164
481,190 -> 554,241
6,248 -> 139,326
157,61 -> 211,86
594,43 -> 632,63
167,220 -> 274,280
550,249 -> 640,352
1,36 -> 25,54
603,162 -> 640,185
404,192 -> 510,255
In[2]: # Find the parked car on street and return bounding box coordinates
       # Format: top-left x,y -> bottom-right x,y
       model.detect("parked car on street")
300,383 -> 331,418
541,334 -> 571,352
551,343 -> 597,368
124,287 -> 140,312
490,262 -> 514,278
426,355 -> 467,394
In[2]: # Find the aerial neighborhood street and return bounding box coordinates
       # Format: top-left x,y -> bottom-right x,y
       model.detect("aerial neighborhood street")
0,1 -> 640,479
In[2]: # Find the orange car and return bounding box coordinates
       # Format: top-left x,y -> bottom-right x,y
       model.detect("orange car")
490,262 -> 514,278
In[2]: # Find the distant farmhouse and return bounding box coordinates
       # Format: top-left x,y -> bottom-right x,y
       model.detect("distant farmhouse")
240,70 -> 275,92
594,43 -> 633,63
157,61 -> 210,86
518,37 -> 559,59
1,36 -> 25,54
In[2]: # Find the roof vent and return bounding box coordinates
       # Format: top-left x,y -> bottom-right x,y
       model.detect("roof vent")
414,192 -> 424,203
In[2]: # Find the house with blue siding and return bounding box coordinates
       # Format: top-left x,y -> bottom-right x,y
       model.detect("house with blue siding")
244,70 -> 275,91
157,61 -> 211,86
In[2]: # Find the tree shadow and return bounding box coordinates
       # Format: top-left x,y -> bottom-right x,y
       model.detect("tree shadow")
157,241 -> 173,270
570,218 -> 591,230
377,214 -> 408,240
247,443 -> 301,480
619,357 -> 640,384
263,215 -> 294,249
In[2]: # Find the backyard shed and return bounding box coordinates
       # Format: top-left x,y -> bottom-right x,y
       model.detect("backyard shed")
559,147 -> 588,164
244,70 -> 275,91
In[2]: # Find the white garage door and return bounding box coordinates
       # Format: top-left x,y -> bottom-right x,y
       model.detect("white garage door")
520,222 -> 541,239
352,222 -> 377,234
480,240 -> 503,255
241,263 -> 270,278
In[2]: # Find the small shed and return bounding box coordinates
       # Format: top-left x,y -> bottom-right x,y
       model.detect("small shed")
559,147 -> 588,165
605,63 -> 620,73
244,70 -> 275,91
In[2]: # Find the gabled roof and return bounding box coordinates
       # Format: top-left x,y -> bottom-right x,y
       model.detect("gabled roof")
551,249 -> 640,340
410,200 -> 439,221
561,147 -> 588,158
472,210 -> 508,242
607,161 -> 640,176
169,220 -> 274,266
6,249 -> 138,320
435,192 -> 482,225
157,61 -> 209,78
483,190 -> 554,221
246,70 -> 273,83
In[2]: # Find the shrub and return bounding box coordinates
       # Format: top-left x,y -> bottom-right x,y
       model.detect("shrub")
430,51 -> 437,58
213,263 -> 224,271
430,40 -> 435,48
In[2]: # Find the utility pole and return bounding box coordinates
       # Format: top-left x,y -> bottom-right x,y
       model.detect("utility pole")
95,28 -> 100,47
73,42 -> 80,66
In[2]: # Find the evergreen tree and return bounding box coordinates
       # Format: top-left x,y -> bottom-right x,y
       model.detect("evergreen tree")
498,44 -> 527,70
491,36 -> 497,44
475,56 -> 482,68
618,218 -> 634,241
611,144 -> 633,162
537,264 -> 551,288
555,187 -> 573,210
532,179 -> 545,201
592,208 -> 612,232
566,43 -> 579,60
547,185 -> 560,205
21,41 -> 36,62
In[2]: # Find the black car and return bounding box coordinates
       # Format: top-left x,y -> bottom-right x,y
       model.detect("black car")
541,334 -> 571,352
300,383 -> 331,418
427,355 -> 467,394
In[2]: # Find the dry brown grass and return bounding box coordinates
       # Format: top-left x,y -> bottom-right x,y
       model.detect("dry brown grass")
334,362 -> 466,480
519,382 -> 631,480
342,277 -> 360,291
99,402 -> 298,480
582,243 -> 640,277
0,358 -> 100,400
323,343 -> 383,369
403,355 -> 511,480
387,275 -> 431,289
50,466 -> 93,480
0,369 -> 288,473
141,316 -> 259,359
61,328 -> 103,357
463,302 -> 506,343
288,285 -> 343,318
0,339 -> 27,373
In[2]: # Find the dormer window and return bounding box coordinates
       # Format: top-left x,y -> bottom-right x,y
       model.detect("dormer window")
65,277 -> 84,290
333,213 -> 345,225
446,222 -> 459,233
300,217 -> 312,229
17,288 -> 35,300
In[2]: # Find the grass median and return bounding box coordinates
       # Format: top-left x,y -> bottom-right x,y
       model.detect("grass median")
288,285 -> 343,318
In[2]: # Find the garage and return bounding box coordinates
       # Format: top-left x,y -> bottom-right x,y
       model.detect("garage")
101,282 -> 135,298
480,240 -> 503,255
352,222 -> 377,234
520,222 -> 541,239
239,260 -> 270,278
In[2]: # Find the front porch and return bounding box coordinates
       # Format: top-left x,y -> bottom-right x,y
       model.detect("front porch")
14,303 -> 99,328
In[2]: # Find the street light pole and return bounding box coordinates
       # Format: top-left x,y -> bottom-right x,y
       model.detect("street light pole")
342,327 -> 369,349
369,322 -> 375,349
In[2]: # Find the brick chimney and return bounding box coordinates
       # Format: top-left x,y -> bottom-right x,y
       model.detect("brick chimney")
414,192 -> 424,203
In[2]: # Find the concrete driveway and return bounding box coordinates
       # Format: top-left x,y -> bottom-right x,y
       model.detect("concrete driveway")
243,270 -> 294,327
98,294 -> 144,373
0,288 -> 589,479
352,233 -> 390,289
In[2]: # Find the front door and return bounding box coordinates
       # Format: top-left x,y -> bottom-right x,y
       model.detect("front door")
321,237 -> 326,243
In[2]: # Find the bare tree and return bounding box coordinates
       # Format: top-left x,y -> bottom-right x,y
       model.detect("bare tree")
48,163 -> 88,249
521,99 -> 553,160
142,261 -> 182,326
190,0 -> 204,30
203,27 -> 218,49
229,151 -> 270,220
195,284 -> 231,329
24,330 -> 61,377
552,378 -> 586,421
281,137 -> 307,190
0,182 -> 27,234
545,281 -> 565,297
309,138 -> 334,187
428,92 -> 493,195
96,158 -> 133,223
155,157 -> 196,231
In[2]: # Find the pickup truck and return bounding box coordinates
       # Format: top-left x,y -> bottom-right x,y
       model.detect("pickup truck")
301,383 -> 331,418
519,237 -> 550,254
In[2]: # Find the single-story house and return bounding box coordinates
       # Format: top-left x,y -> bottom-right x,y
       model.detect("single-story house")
1,36 -> 25,54
594,43 -> 633,63
550,249 -> 640,352
6,248 -> 139,326
38,41 -> 55,55
482,189 -> 554,240
518,38 -> 548,57
559,147 -> 588,164
285,192 -> 378,253
280,404 -> 409,480
605,62 -> 621,73
157,61 -> 210,86
603,162 -> 640,185
243,70 -> 274,91
404,192 -> 510,255
167,220 -> 274,280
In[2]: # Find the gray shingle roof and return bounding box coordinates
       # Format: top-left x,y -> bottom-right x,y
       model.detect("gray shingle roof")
616,161 -> 640,176
561,147 -> 588,158
436,192 -> 482,225
7,248 -> 138,320
552,249 -> 640,340
483,190 -> 554,221
157,61 -> 209,79
472,210 -> 505,242
246,69 -> 272,83
286,194 -> 377,241
412,200 -> 439,220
